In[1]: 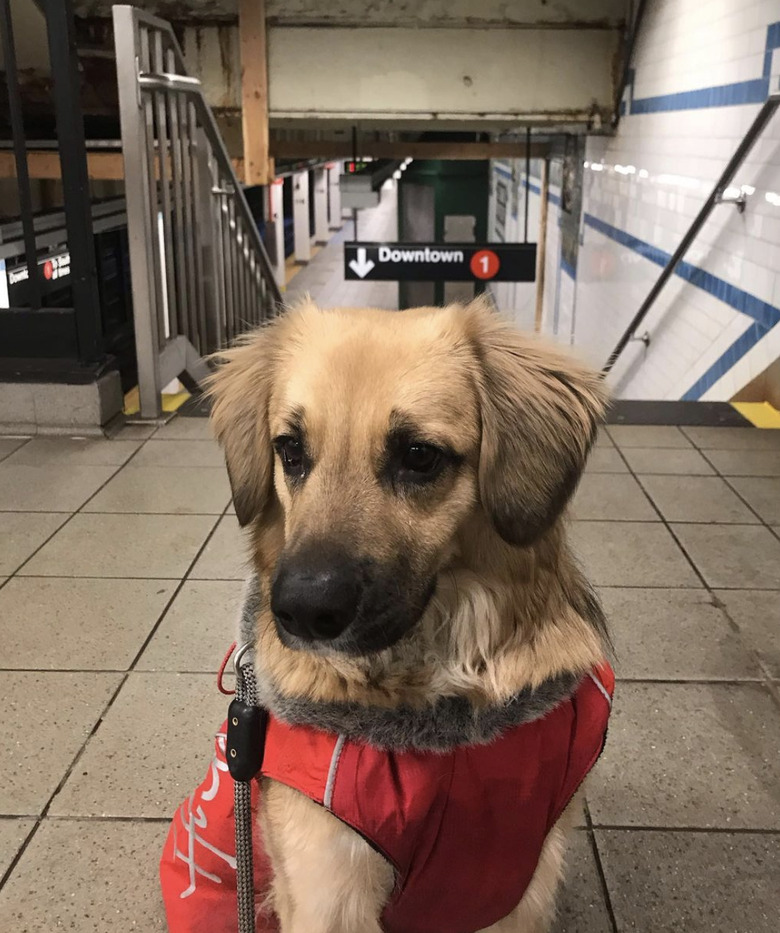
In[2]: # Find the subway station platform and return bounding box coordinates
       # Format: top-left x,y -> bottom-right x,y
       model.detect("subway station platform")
2,0 -> 780,928
1,388 -> 779,931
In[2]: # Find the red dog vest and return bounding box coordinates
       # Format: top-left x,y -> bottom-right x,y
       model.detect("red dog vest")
161,664 -> 614,933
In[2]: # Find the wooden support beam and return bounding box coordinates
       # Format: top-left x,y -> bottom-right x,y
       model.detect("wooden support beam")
0,150 -> 244,182
534,158 -> 550,333
270,139 -> 549,161
0,150 -> 125,180
240,0 -> 273,185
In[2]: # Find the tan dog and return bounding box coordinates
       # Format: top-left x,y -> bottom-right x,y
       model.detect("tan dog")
208,299 -> 610,933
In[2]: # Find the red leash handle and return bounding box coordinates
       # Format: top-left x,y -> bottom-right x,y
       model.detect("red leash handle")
217,641 -> 237,695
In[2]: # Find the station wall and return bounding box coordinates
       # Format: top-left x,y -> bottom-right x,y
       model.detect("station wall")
490,2 -> 780,401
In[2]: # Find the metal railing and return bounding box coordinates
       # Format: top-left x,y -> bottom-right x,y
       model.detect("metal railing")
603,89 -> 780,374
113,5 -> 282,419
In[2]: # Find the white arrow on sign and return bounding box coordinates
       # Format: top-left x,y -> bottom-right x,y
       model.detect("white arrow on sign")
348,247 -> 376,279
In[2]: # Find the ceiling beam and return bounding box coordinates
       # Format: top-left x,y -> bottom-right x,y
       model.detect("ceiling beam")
270,139 -> 549,160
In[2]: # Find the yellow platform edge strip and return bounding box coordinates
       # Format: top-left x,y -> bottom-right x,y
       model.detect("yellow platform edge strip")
123,385 -> 191,417
731,401 -> 780,428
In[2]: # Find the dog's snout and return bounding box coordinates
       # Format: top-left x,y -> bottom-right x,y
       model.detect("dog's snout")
271,554 -> 362,642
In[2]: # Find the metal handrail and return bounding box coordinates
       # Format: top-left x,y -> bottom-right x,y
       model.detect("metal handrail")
603,89 -> 780,374
113,5 -> 282,419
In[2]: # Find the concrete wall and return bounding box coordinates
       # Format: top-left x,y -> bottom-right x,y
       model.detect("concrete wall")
268,28 -> 619,124
168,1 -> 627,125
75,0 -> 628,27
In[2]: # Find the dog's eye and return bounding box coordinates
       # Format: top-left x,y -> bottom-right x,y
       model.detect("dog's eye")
401,443 -> 442,475
275,436 -> 305,476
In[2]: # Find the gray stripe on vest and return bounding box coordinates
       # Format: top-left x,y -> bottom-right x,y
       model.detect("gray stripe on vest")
588,672 -> 612,708
323,734 -> 347,810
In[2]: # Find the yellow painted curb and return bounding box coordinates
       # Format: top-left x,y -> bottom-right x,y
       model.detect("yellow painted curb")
123,385 -> 191,417
731,401 -> 780,428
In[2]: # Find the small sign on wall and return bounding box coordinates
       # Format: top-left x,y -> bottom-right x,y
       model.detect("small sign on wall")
344,242 -> 537,282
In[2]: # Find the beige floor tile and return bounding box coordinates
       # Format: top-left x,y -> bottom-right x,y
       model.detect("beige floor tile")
728,476 -> 780,523
0,578 -> 176,670
588,682 -> 780,829
621,447 -> 714,475
0,463 -> 118,512
572,473 -> 658,521
681,426 -> 780,450
569,521 -> 700,587
0,438 -> 29,462
5,437 -> 141,467
639,474 -> 759,523
189,514 -> 251,580
671,523 -> 780,589
0,819 -> 168,932
584,447 -> 628,473
51,673 -> 226,818
83,466 -> 231,514
600,587 -> 759,680
715,589 -> 780,678
598,829 -> 780,933
108,422 -> 159,440
131,439 -> 224,468
154,416 -> 215,440
20,513 -> 218,579
593,430 -> 615,449
0,672 -> 120,816
137,579 -> 245,671
0,818 -> 34,877
607,425 -> 692,448
550,831 -> 612,933
0,512 -> 68,575
705,448 -> 780,477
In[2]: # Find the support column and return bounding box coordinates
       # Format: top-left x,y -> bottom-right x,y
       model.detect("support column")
328,161 -> 343,230
313,167 -> 329,244
269,179 -> 286,288
44,0 -> 103,362
292,170 -> 311,263
239,0 -> 274,185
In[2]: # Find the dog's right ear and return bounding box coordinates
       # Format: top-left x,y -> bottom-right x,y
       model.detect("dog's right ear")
206,330 -> 276,527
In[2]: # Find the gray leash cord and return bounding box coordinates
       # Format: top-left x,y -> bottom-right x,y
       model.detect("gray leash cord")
233,644 -> 259,933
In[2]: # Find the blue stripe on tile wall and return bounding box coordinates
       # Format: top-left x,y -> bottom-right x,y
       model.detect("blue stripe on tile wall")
583,214 -> 780,399
626,21 -> 780,114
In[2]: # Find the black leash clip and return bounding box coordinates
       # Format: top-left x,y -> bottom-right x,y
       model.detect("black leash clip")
226,643 -> 268,782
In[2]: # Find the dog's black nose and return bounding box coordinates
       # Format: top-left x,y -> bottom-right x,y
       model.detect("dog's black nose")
271,554 -> 361,642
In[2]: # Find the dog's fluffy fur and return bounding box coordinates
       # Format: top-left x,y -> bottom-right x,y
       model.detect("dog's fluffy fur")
208,299 -> 610,932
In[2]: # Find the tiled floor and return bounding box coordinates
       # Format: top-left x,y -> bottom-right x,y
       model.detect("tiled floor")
1,419 -> 779,931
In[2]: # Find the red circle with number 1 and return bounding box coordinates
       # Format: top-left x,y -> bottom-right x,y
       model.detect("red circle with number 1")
470,249 -> 500,280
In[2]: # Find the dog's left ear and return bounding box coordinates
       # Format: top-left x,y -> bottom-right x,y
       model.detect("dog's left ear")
206,328 -> 277,527
466,303 -> 607,547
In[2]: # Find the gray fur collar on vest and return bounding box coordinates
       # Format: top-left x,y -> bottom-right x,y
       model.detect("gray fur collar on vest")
237,576 -> 582,752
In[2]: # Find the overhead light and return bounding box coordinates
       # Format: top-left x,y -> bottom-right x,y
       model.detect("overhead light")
393,170 -> 401,180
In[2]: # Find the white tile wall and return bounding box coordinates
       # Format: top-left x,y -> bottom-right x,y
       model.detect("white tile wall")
573,0 -> 780,399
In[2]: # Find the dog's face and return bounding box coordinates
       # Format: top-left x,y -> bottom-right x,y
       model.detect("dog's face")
210,301 -> 605,657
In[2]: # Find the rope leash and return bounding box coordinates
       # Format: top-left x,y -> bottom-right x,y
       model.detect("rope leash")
226,642 -> 266,933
